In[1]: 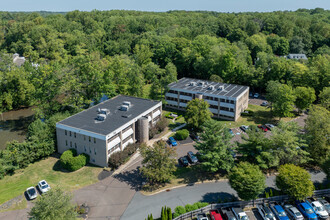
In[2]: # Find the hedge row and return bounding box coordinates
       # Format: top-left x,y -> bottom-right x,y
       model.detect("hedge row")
108,143 -> 141,169
60,149 -> 89,171
174,129 -> 189,140
173,202 -> 208,218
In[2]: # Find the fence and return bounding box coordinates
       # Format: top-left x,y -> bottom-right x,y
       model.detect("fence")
173,189 -> 330,220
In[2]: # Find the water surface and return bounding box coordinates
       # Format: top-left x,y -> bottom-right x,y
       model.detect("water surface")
0,107 -> 35,150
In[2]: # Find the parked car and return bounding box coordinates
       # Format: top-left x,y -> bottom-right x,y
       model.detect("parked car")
197,213 -> 209,220
220,207 -> 237,220
258,125 -> 268,132
210,209 -> 223,220
265,124 -> 275,130
231,207 -> 249,220
178,156 -> 189,167
26,187 -> 37,200
228,129 -> 234,136
38,180 -> 51,194
190,132 -> 200,141
283,204 -> 304,220
249,92 -> 253,97
240,125 -> 249,132
269,202 -> 290,220
257,204 -> 276,220
306,198 -> 329,219
296,201 -> 318,220
261,101 -> 268,106
317,198 -> 330,215
168,137 -> 177,146
187,151 -> 198,164
254,93 -> 260,98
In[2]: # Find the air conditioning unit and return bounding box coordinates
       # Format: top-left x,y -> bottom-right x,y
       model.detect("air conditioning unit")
217,86 -> 224,91
189,82 -> 197,86
96,114 -> 106,121
99,108 -> 110,115
120,105 -> 129,111
208,85 -> 215,90
122,101 -> 131,108
198,82 -> 205,86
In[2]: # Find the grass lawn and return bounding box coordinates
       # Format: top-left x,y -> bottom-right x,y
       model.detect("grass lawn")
140,165 -> 226,195
0,155 -> 102,205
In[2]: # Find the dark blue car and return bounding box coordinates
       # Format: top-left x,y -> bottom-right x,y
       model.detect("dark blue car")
168,137 -> 177,146
296,201 -> 317,220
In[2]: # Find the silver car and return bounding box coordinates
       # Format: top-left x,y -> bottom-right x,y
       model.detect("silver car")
284,204 -> 304,220
26,187 -> 37,200
38,180 -> 51,194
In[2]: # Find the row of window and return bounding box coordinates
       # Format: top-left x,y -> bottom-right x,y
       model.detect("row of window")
64,130 -> 96,143
108,143 -> 120,155
168,90 -> 178,94
65,140 -> 97,155
167,92 -> 235,104
167,97 -> 178,102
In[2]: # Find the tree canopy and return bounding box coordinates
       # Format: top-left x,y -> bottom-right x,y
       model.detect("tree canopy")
184,99 -> 213,130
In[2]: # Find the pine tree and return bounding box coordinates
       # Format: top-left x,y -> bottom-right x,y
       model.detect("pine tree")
167,207 -> 172,220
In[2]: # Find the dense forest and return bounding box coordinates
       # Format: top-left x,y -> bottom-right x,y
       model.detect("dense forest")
0,9 -> 329,179
0,8 -> 329,116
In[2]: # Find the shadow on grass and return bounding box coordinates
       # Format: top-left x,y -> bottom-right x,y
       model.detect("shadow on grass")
200,192 -> 238,203
174,165 -> 225,185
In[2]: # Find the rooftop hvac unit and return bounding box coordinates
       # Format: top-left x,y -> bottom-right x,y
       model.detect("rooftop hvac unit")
189,82 -> 197,86
122,101 -> 131,107
198,82 -> 205,86
96,114 -> 107,121
120,105 -> 129,111
208,85 -> 215,90
217,85 -> 224,91
98,108 -> 110,115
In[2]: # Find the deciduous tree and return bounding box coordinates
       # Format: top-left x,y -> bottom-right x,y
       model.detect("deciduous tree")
276,164 -> 314,200
229,162 -> 266,201
184,99 -> 212,130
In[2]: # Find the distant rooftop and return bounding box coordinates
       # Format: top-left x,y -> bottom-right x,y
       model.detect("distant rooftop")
168,77 -> 249,98
287,54 -> 307,60
57,95 -> 161,136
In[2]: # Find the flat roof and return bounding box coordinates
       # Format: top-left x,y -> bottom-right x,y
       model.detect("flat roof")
57,95 -> 161,136
168,77 -> 249,98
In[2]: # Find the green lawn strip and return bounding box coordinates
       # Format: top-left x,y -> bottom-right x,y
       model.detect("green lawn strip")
0,157 -> 102,205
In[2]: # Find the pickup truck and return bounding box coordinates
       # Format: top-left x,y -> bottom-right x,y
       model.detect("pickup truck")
257,204 -> 276,220
231,207 -> 249,220
306,198 -> 329,219
269,202 -> 290,220
295,201 -> 318,220
220,207 -> 237,220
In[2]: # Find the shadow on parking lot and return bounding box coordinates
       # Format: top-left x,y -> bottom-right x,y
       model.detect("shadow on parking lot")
113,168 -> 144,191
200,192 -> 238,203
252,208 -> 264,220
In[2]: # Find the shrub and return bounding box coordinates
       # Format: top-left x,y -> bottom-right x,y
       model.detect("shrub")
194,202 -> 208,209
155,116 -> 169,132
184,203 -> 199,212
174,206 -> 186,217
149,126 -> 158,139
60,149 -> 89,171
174,129 -> 189,140
175,115 -> 182,121
108,143 -> 140,169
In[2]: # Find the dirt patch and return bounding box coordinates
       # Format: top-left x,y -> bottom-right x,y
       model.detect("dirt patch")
0,195 -> 25,212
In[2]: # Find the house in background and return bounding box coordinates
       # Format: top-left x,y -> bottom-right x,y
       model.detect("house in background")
286,54 -> 308,60
13,53 -> 26,67
165,78 -> 249,121
56,95 -> 162,167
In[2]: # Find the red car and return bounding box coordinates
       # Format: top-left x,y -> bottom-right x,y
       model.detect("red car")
210,209 -> 223,220
258,125 -> 268,132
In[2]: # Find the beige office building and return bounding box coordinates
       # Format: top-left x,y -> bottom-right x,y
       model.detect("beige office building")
56,95 -> 162,167
165,78 -> 249,121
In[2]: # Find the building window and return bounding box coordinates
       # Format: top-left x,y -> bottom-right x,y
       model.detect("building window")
108,134 -> 119,143
89,147 -> 91,153
209,104 -> 218,109
74,143 -> 77,148
65,130 -> 67,136
65,140 -> 68,146
70,141 -> 72,147
94,148 -> 97,155
84,146 -> 86,152
220,98 -> 225,102
74,132 -> 76,138
69,131 -> 72,137
89,136 -> 91,142
84,135 -> 86,141
94,138 -> 96,143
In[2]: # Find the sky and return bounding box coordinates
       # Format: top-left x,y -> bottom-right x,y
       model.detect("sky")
0,0 -> 329,12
